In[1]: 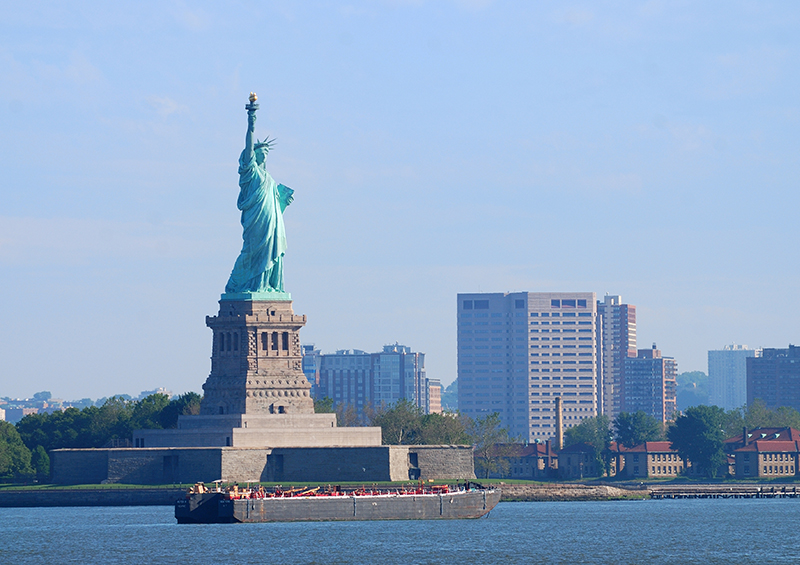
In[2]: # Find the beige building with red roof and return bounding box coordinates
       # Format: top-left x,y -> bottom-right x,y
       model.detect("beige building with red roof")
729,427 -> 800,479
616,441 -> 688,479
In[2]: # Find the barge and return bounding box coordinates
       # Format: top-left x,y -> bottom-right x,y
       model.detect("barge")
176,482 -> 500,523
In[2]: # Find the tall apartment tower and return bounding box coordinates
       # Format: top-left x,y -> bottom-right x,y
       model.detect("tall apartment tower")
708,345 -> 758,410
622,344 -> 677,423
457,292 -> 598,442
747,345 -> 800,412
314,344 -> 429,414
596,295 -> 637,418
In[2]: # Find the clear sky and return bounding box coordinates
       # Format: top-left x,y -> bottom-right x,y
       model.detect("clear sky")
1,1 -> 798,400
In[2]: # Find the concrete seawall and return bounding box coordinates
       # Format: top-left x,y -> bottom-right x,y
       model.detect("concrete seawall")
0,488 -> 186,508
498,483 -> 642,502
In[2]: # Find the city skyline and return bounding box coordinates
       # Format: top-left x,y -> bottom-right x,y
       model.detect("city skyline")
2,3 -> 800,399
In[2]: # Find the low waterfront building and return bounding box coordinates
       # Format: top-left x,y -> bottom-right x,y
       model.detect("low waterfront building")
558,443 -> 599,479
617,441 -> 687,479
728,427 -> 800,479
478,442 -> 558,480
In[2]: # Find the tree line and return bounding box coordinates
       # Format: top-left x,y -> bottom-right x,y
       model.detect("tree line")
564,399 -> 800,478
0,393 -> 201,482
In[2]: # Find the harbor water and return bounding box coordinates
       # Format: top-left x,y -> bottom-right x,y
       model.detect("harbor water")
2,498 -> 799,564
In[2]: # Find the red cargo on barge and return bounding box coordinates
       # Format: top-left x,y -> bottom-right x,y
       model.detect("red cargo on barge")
175,482 -> 500,523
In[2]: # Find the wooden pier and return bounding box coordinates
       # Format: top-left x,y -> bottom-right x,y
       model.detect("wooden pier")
649,484 -> 800,499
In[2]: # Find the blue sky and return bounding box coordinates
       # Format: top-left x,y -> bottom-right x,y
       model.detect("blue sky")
1,1 -> 798,399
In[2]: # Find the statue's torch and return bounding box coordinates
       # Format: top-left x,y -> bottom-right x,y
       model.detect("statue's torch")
246,92 -> 259,112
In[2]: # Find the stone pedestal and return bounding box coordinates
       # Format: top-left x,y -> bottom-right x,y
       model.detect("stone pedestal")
201,299 -> 313,416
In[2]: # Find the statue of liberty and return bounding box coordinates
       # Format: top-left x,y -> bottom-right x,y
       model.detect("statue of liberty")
225,93 -> 294,295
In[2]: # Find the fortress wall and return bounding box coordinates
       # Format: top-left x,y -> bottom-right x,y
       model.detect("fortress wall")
51,445 -> 474,484
220,448 -> 271,482
51,450 -> 110,484
411,446 -> 476,480
270,447 -> 394,482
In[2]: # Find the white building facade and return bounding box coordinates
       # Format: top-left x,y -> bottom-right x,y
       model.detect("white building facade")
457,292 -> 599,442
709,345 -> 759,410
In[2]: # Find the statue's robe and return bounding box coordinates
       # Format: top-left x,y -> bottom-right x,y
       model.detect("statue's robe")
225,149 -> 293,293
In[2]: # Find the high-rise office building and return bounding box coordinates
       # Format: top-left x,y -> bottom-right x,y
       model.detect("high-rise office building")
747,345 -> 800,412
621,344 -> 677,423
457,292 -> 598,442
596,295 -> 637,418
708,345 -> 758,410
312,344 -> 430,414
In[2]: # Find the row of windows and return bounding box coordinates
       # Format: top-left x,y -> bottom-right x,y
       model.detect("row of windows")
462,300 -> 490,309
462,299 -> 592,311
215,331 -> 288,353
532,312 -> 592,317
530,329 -> 593,333
761,465 -> 794,474
532,337 -> 593,341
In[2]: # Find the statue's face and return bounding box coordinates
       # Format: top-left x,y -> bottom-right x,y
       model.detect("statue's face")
255,148 -> 268,165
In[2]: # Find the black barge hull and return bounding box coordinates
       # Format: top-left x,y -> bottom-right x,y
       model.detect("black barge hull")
176,490 -> 500,523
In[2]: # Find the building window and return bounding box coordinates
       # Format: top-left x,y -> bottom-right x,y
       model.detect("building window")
551,300 -> 560,308
233,333 -> 239,351
474,300 -> 489,309
463,300 -> 473,309
562,299 -> 576,308
282,332 -> 289,351
577,299 -> 587,307
515,299 -> 525,309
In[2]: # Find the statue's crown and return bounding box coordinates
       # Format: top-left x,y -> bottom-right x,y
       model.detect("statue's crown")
254,137 -> 276,152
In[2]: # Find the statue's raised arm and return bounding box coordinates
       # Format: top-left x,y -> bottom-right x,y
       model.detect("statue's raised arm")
224,93 -> 292,298
243,92 -> 258,163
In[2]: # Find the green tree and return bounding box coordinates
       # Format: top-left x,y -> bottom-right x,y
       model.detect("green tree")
667,405 -> 727,478
613,411 -> 663,448
744,399 -> 800,430
31,445 -> 50,482
336,403 -> 363,427
417,412 -> 470,445
369,400 -> 423,445
314,397 -> 334,414
158,392 -> 202,429
130,393 -> 171,431
0,421 -> 34,482
564,415 -> 612,477
469,413 -> 516,478
91,396 -> 135,445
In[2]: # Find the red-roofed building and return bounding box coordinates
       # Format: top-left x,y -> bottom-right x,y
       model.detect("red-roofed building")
506,442 -> 558,479
615,441 -> 688,479
729,427 -> 800,478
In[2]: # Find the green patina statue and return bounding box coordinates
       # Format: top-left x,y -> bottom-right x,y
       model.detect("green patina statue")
225,93 -> 294,296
